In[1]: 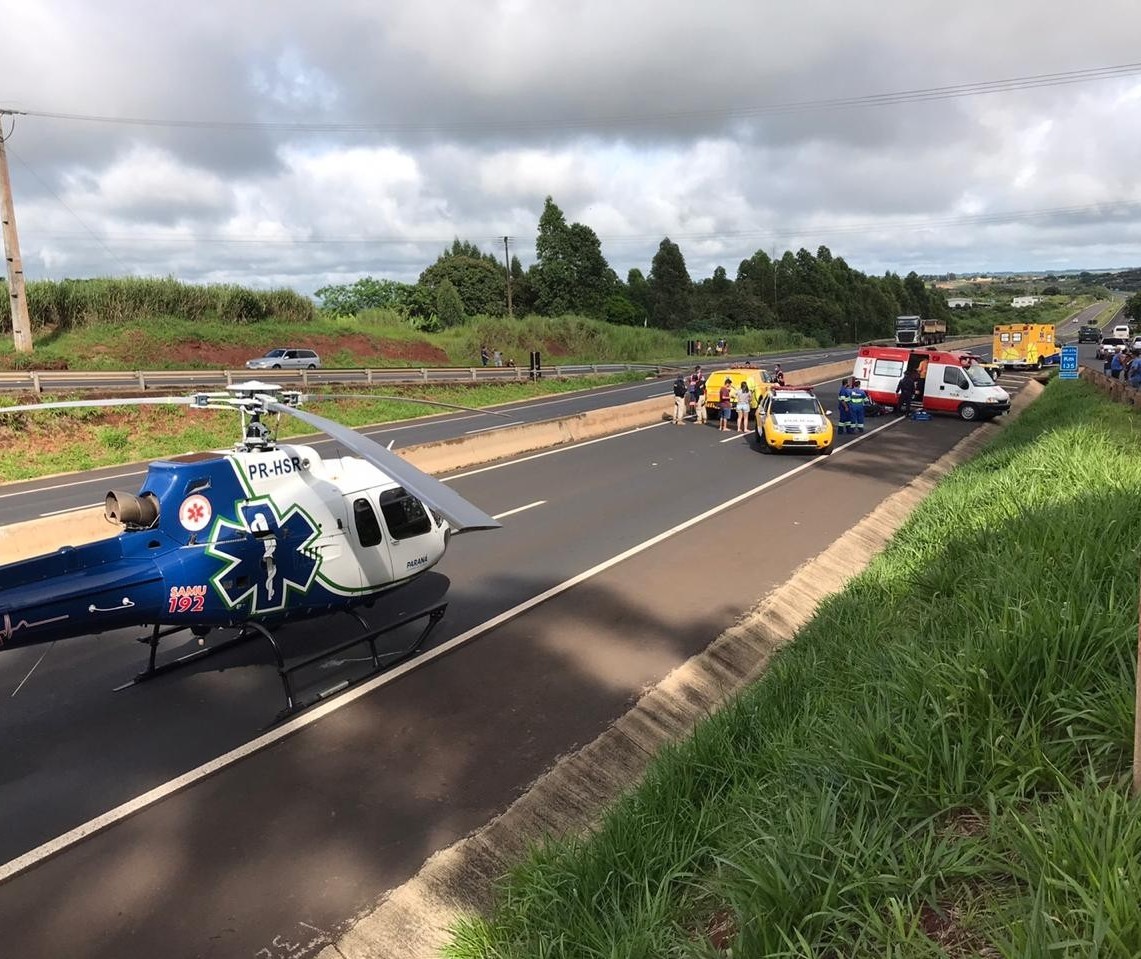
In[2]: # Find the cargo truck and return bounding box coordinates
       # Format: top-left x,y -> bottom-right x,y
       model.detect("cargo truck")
895,315 -> 947,346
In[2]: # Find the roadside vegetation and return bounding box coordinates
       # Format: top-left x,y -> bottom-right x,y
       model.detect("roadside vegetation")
0,374 -> 645,481
447,378 -> 1141,958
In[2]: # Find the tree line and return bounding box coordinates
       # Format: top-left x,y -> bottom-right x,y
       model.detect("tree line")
315,196 -> 951,345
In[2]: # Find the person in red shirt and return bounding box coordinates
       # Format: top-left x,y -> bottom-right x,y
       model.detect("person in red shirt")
718,377 -> 733,432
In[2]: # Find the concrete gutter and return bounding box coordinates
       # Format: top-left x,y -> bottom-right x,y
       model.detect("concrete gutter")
0,357 -> 856,565
317,375 -> 1046,959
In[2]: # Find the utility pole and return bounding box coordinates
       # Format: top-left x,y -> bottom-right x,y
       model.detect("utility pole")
503,236 -> 513,317
0,111 -> 32,353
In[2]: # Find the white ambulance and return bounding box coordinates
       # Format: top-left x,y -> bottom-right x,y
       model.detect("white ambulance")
851,346 -> 1011,421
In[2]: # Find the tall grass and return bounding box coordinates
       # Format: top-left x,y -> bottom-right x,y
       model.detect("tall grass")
448,379 -> 1141,958
0,277 -> 315,333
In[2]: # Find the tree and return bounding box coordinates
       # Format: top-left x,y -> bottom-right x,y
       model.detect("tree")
418,240 -> 507,316
314,277 -> 407,315
1126,292 -> 1141,321
435,278 -> 466,328
647,238 -> 692,329
531,197 -> 617,317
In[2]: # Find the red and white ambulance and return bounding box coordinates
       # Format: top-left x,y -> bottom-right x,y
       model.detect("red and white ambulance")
851,346 -> 1011,421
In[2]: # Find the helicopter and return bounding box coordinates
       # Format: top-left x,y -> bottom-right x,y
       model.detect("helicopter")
0,381 -> 502,716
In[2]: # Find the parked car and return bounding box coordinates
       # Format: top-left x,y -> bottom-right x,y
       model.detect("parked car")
1096,337 -> 1128,360
1077,326 -> 1102,343
246,348 -> 321,370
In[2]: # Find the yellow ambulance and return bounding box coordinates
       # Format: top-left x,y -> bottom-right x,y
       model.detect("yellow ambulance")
992,324 -> 1060,370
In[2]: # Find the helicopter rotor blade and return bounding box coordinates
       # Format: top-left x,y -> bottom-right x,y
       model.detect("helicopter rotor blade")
0,395 -> 200,414
262,398 -> 501,533
301,394 -> 514,418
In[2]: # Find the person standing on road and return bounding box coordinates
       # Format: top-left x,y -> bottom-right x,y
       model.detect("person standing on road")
480,345 -> 490,367
735,380 -> 752,433
718,377 -> 733,432
1129,353 -> 1141,389
1110,350 -> 1124,379
896,369 -> 917,416
694,374 -> 708,424
773,364 -> 785,386
672,375 -> 688,424
493,349 -> 504,367
837,378 -> 852,434
847,378 -> 868,433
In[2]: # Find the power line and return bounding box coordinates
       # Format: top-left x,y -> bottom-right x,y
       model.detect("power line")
25,199 -> 1141,248
7,146 -> 135,274
7,61 -> 1141,135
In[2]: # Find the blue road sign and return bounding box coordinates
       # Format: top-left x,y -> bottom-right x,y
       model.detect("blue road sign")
1060,344 -> 1079,380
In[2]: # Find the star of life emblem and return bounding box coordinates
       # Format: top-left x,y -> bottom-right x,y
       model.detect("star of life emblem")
180,494 -> 213,532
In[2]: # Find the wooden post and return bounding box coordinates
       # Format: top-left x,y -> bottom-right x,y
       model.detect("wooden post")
0,119 -> 33,353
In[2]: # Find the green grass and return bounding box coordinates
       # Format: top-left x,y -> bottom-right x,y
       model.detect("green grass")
446,378 -> 1141,958
946,295 -> 1099,335
0,309 -> 818,372
0,374 -> 646,482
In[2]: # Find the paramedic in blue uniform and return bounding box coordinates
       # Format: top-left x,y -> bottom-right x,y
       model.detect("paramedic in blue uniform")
895,369 -> 917,416
847,378 -> 868,433
837,378 -> 852,433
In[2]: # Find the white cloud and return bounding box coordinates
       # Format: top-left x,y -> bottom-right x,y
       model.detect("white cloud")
1,0 -> 1139,289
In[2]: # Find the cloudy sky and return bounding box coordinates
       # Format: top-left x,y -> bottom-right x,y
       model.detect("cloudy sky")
3,0 -> 1140,294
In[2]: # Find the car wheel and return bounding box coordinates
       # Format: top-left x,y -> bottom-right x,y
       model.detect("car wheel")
272,364 -> 282,369
307,364 -> 317,370
958,403 -> 979,421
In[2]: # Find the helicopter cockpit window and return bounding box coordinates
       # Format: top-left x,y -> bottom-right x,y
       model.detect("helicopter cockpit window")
379,487 -> 432,539
353,498 -> 383,548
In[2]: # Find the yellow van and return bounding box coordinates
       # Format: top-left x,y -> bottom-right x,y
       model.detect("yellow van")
704,368 -> 775,418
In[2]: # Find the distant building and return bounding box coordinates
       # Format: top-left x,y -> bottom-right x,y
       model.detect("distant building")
1011,296 -> 1040,308
947,297 -> 974,309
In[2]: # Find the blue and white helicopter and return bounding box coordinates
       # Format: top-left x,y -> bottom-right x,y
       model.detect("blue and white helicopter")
0,382 -> 501,716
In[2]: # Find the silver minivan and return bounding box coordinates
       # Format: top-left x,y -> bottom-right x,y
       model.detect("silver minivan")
246,348 -> 321,370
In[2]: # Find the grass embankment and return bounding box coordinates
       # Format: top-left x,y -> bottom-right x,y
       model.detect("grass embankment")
0,310 -> 817,372
448,378 -> 1141,958
0,375 -> 644,482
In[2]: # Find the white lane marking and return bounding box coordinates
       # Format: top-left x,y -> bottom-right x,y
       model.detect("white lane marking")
491,500 -> 546,520
39,503 -> 101,517
0,469 -> 145,500
720,433 -> 749,443
10,642 -> 55,698
463,420 -> 526,435
0,412 -> 904,886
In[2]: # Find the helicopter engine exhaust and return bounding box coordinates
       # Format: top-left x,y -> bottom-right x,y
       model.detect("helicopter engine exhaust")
105,490 -> 160,529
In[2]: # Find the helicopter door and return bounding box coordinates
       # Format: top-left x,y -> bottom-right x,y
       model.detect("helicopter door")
344,494 -> 393,589
377,487 -> 435,579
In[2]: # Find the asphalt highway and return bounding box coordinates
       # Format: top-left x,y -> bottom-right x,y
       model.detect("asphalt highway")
0,304 -> 1110,958
0,344 -> 856,526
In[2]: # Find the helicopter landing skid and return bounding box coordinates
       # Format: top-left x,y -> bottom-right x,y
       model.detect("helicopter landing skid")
113,603 -> 449,722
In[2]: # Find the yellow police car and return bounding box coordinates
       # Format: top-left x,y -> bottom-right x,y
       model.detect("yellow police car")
754,386 -> 834,454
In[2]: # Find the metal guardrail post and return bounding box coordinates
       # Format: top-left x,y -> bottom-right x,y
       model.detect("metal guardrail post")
470,367 -> 477,381
421,368 -> 428,382
225,370 -> 233,386
137,371 -> 146,390
592,364 -> 598,373
366,369 -> 373,385
31,371 -> 41,393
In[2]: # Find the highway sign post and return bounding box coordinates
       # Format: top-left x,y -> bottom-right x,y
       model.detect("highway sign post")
1060,344 -> 1079,380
